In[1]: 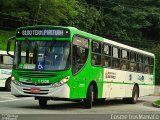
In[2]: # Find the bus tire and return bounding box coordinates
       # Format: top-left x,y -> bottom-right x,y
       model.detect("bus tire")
5,78 -> 11,91
123,85 -> 139,104
38,99 -> 48,107
131,85 -> 139,104
84,84 -> 93,109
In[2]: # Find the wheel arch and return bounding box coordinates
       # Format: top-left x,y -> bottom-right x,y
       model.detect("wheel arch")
87,80 -> 98,99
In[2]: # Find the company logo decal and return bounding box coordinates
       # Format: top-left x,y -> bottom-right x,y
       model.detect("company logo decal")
138,75 -> 144,81
129,74 -> 132,81
105,70 -> 116,79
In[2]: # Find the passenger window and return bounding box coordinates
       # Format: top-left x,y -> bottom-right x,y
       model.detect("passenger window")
120,60 -> 128,70
129,52 -> 137,72
144,65 -> 151,74
137,54 -> 143,72
112,47 -> 119,58
103,44 -> 111,55
121,50 -> 128,59
149,57 -> 154,74
92,54 -> 101,66
92,41 -> 101,53
92,40 -> 102,66
120,50 -> 129,71
143,56 -> 152,74
112,58 -> 120,69
130,52 -> 136,62
112,47 -> 120,69
72,36 -> 89,74
102,56 -> 111,67
129,62 -> 136,72
144,56 -> 149,65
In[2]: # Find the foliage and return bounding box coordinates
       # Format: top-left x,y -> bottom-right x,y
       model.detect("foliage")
0,0 -> 77,25
70,1 -> 105,34
0,30 -> 14,50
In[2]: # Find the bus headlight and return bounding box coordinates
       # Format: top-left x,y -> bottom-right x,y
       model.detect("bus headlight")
52,76 -> 70,87
12,80 -> 22,86
11,76 -> 15,80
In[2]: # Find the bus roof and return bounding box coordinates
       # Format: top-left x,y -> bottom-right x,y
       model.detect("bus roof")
69,27 -> 155,57
16,25 -> 155,57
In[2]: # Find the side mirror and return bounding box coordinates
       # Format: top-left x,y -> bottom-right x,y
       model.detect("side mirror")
7,36 -> 15,58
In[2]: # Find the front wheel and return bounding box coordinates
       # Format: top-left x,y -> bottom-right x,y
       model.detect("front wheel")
38,99 -> 48,107
5,78 -> 11,91
84,85 -> 94,109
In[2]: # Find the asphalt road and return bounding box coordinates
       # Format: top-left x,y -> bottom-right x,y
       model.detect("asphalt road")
0,89 -> 160,120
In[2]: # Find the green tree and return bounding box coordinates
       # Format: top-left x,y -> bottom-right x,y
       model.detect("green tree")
0,0 -> 77,25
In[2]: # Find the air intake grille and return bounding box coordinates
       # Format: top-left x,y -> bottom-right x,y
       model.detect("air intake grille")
17,72 -> 57,78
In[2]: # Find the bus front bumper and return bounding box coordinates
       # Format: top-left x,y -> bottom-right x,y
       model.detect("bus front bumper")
11,81 -> 70,98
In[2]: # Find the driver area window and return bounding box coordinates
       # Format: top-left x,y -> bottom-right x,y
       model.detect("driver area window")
72,36 -> 89,74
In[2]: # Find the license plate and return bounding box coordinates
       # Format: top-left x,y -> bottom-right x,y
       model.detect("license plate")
30,88 -> 40,93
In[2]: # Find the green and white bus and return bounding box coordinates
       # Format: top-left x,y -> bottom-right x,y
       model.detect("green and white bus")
7,26 -> 155,108
0,50 -> 13,91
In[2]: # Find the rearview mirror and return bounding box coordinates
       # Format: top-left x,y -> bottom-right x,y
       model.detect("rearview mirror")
7,36 -> 15,58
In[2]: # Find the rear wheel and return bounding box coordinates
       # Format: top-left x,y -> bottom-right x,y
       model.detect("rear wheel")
123,85 -> 139,104
38,99 -> 48,107
84,85 -> 94,109
5,78 -> 11,91
131,86 -> 139,104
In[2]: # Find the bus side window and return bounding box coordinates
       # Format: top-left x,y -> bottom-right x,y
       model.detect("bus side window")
130,52 -> 136,72
91,40 -> 101,66
92,54 -> 101,66
137,54 -> 143,73
92,41 -> 101,53
102,44 -> 111,68
144,56 -> 151,74
150,57 -> 154,74
112,47 -> 120,69
120,49 -> 129,71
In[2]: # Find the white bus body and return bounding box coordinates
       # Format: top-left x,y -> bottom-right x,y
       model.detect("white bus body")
0,50 -> 13,90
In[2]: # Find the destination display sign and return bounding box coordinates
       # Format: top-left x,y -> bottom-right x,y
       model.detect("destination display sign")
16,28 -> 70,38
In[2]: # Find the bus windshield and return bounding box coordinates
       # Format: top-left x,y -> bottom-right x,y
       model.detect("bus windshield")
14,40 -> 70,71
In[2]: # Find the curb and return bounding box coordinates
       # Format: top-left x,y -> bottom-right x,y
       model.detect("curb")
152,102 -> 160,108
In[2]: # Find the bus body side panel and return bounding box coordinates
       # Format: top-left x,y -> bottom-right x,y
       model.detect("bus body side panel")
70,64 -> 91,99
0,69 -> 11,87
102,68 -> 126,98
90,66 -> 103,98
125,72 -> 154,97
143,74 -> 154,96
0,80 -> 5,87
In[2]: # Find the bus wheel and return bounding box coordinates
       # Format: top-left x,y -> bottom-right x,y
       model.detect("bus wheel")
5,78 -> 11,91
123,86 -> 139,104
131,85 -> 139,104
84,85 -> 93,109
38,99 -> 48,107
